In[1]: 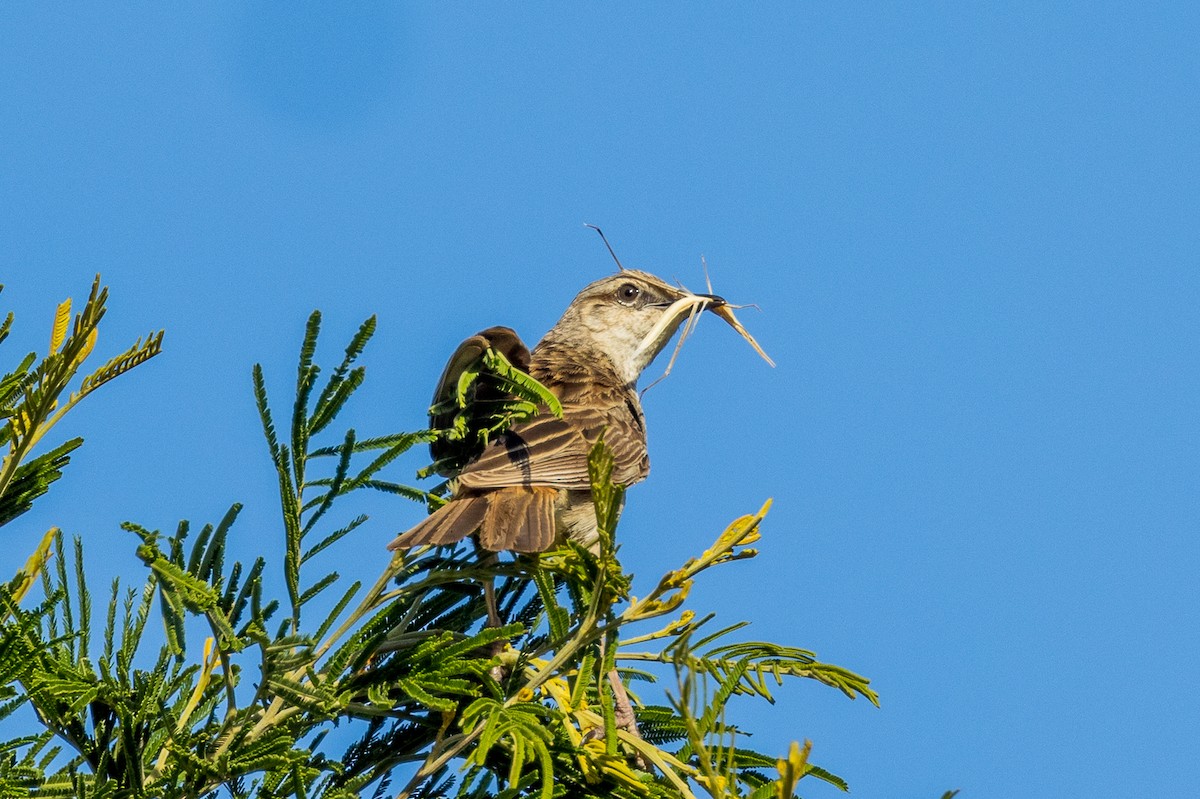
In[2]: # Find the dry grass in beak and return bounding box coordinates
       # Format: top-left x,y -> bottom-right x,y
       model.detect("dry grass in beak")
639,261 -> 775,395
641,297 -> 708,394
699,255 -> 775,368
710,303 -> 776,367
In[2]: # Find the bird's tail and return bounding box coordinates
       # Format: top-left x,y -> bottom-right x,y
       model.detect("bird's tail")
387,487 -> 558,553
387,495 -> 488,550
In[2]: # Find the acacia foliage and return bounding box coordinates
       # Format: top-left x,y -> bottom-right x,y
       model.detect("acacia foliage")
0,278 -> 162,530
0,289 -> 879,799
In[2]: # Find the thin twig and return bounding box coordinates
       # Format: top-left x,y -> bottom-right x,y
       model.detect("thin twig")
583,224 -> 627,272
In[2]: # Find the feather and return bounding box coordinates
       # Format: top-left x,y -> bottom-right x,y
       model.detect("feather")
512,487 -> 557,552
476,487 -> 559,552
479,488 -> 525,550
387,496 -> 488,550
457,405 -> 648,492
428,326 -> 533,475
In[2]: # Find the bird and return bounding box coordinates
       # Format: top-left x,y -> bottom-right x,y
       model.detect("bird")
387,269 -> 728,555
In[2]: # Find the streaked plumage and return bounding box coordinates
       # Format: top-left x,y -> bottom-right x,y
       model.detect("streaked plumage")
388,270 -> 724,554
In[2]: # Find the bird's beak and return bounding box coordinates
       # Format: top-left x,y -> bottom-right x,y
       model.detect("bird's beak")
634,288 -> 774,370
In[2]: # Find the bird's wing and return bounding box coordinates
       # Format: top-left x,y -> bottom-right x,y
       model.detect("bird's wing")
428,326 -> 532,475
457,407 -> 648,491
429,326 -> 531,425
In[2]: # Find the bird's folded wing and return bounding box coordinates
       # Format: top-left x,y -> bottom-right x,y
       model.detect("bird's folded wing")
429,326 -> 531,425
457,410 -> 648,491
429,326 -> 532,474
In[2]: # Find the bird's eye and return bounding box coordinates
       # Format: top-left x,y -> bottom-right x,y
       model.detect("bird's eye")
616,283 -> 641,305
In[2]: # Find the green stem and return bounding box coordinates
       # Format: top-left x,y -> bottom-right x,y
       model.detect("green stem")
393,727 -> 483,799
311,556 -> 397,663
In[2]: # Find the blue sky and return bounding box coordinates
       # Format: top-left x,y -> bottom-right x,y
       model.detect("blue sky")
3,3 -> 1198,796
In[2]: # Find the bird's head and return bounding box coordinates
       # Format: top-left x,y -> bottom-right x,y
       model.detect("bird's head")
539,270 -> 725,385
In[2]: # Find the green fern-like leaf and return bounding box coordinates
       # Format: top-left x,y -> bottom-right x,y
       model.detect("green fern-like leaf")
0,438 -> 82,527
310,315 -> 375,436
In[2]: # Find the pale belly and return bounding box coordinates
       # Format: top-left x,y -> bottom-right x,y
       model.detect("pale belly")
555,489 -> 604,553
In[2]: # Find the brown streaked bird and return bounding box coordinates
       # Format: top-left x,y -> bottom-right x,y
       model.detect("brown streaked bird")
387,269 -> 734,555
